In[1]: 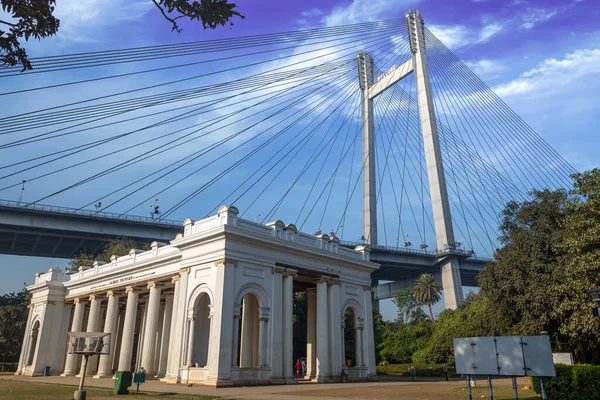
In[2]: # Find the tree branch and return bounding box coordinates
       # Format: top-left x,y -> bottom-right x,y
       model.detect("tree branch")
0,19 -> 17,27
152,0 -> 182,32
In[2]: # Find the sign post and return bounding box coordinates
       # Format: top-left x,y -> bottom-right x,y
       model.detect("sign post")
67,332 -> 111,400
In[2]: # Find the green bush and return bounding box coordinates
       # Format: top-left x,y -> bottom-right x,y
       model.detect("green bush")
531,364 -> 600,400
376,363 -> 456,377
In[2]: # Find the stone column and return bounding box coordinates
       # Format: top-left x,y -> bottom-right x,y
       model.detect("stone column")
140,282 -> 162,375
118,287 -> 139,372
231,305 -> 241,367
157,295 -> 173,377
257,308 -> 269,367
95,291 -> 120,378
84,294 -> 102,376
270,267 -> 284,381
186,317 -> 196,366
62,298 -> 85,376
328,280 -> 343,377
283,270 -> 296,381
363,286 -> 377,377
315,277 -> 329,381
16,304 -> 34,375
163,276 -> 181,381
305,288 -> 316,379
135,303 -> 147,372
355,318 -> 364,368
153,303 -> 165,373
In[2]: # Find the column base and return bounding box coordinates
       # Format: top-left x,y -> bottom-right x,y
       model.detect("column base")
60,372 -> 77,377
92,373 -> 114,379
311,376 -> 335,383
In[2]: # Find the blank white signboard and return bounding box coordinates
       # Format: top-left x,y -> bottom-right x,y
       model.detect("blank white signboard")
522,336 -> 556,377
454,338 -> 475,375
496,336 -> 525,376
472,337 -> 499,376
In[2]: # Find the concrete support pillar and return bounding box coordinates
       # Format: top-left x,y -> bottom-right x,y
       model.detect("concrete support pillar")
328,280 -> 343,377
270,267 -> 284,381
257,316 -> 267,367
140,282 -> 162,375
118,287 -> 139,372
315,277 -> 330,381
16,304 -> 34,375
157,295 -> 173,378
240,294 -> 257,368
305,288 -> 316,379
406,10 -> 463,309
186,318 -> 196,367
231,306 -> 241,367
62,298 -> 85,376
112,309 -> 125,372
84,294 -> 102,376
95,291 -> 120,378
135,303 -> 147,372
283,270 -> 296,381
153,303 -> 165,374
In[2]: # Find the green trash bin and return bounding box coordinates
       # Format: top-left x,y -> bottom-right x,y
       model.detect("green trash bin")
114,371 -> 133,395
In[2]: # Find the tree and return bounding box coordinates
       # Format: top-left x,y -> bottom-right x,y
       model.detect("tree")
0,288 -> 29,369
413,273 -> 441,322
1,0 -> 244,71
553,169 -> 600,360
391,289 -> 426,325
69,237 -> 142,270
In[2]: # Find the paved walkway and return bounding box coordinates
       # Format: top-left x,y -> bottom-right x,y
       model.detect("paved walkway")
0,374 -> 465,399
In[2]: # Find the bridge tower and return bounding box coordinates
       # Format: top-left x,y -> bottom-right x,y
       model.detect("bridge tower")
357,10 -> 464,309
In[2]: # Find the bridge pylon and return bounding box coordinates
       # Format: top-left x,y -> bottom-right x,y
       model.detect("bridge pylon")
356,10 -> 464,309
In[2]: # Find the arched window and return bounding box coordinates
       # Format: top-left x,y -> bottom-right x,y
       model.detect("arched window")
239,293 -> 260,368
26,320 -> 40,366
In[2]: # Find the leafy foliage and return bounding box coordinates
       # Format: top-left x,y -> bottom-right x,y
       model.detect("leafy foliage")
0,288 -> 29,365
69,237 -> 143,270
391,289 -> 426,325
0,0 -> 243,71
532,364 -> 600,400
0,0 -> 59,70
412,273 -> 441,322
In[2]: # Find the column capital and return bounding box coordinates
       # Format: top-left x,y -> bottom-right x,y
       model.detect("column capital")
72,297 -> 82,305
88,294 -> 97,301
363,285 -> 374,292
330,278 -> 342,286
147,281 -> 163,289
187,317 -> 196,322
106,290 -> 121,297
27,303 -> 34,309
312,276 -> 329,285
284,268 -> 298,278
179,267 -> 191,275
214,258 -> 237,267
43,300 -> 57,305
125,286 -> 141,294
171,275 -> 181,284
258,307 -> 270,321
272,266 -> 286,275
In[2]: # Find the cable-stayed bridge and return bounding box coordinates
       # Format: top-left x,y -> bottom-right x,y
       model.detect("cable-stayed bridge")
0,11 -> 575,309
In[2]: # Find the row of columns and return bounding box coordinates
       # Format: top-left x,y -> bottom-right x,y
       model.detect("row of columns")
62,277 -> 179,378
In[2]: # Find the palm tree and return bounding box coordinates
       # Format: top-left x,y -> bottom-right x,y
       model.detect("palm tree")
413,273 -> 442,322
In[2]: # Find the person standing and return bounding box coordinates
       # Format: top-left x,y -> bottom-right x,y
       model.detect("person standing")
295,359 -> 301,379
443,363 -> 449,381
301,359 -> 306,378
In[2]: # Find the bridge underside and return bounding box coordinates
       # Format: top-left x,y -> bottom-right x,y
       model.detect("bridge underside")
0,204 -> 182,259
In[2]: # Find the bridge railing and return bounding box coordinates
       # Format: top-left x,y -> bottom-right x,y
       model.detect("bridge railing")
0,199 -> 183,227
340,240 -> 478,258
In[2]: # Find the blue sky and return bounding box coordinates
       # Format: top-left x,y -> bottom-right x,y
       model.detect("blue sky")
1,0 -> 599,321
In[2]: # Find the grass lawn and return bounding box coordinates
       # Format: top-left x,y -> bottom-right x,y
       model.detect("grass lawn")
288,379 -> 541,400
0,380 -> 219,400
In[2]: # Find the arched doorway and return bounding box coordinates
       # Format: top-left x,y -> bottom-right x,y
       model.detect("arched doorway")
26,320 -> 40,366
188,293 -> 211,367
239,293 -> 259,368
343,308 -> 356,368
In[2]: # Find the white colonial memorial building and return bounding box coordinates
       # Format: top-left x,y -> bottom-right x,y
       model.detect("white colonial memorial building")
15,206 -> 378,386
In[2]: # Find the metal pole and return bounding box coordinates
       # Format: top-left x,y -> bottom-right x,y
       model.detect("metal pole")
487,376 -> 494,400
540,377 -> 547,400
512,376 -> 519,400
467,375 -> 472,400
75,355 -> 88,400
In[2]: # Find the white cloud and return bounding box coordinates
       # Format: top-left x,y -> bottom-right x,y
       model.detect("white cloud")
465,59 -> 506,78
477,22 -> 502,43
494,48 -> 600,97
321,0 -> 420,27
520,7 -> 557,30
